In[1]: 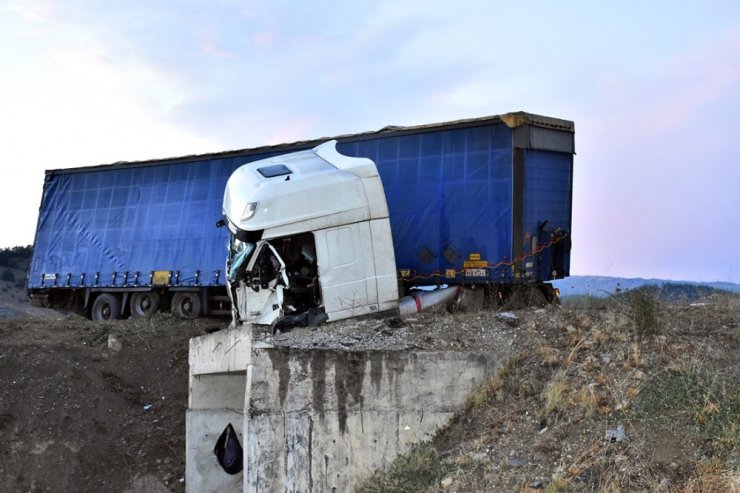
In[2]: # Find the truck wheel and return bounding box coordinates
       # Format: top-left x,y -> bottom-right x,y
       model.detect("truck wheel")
171,292 -> 201,320
538,283 -> 558,304
130,292 -> 160,318
92,293 -> 121,321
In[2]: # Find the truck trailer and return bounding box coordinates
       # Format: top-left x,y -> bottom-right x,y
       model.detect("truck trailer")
27,112 -> 574,321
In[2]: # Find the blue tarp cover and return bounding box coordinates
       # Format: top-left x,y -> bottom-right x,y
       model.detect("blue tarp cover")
29,121 -> 572,289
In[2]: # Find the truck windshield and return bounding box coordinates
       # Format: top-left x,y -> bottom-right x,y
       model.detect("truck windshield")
227,237 -> 255,282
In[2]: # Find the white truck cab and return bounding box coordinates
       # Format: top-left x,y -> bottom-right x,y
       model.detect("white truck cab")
222,141 -> 399,329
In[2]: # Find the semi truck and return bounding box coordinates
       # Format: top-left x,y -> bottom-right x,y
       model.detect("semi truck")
27,112 -> 574,321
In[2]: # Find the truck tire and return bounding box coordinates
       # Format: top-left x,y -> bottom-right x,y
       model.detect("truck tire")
171,292 -> 201,320
538,283 -> 558,304
130,291 -> 160,318
92,293 -> 121,321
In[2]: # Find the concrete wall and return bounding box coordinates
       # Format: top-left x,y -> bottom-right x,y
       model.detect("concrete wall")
186,327 -> 507,492
187,327 -> 252,493
246,348 -> 501,492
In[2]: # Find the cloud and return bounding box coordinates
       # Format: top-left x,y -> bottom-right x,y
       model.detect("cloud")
252,30 -> 280,48
199,33 -> 233,59
605,29 -> 740,140
1,0 -> 738,281
0,4 -> 223,247
6,0 -> 55,22
569,27 -> 740,281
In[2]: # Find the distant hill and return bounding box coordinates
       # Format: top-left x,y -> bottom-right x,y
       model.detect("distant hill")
552,275 -> 740,298
2,243 -> 738,314
0,245 -> 32,270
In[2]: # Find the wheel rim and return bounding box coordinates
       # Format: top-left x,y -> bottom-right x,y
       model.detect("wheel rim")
131,292 -> 159,317
172,292 -> 199,319
93,294 -> 120,321
181,298 -> 192,316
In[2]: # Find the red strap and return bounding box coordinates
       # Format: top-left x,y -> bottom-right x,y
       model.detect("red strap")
413,293 -> 422,312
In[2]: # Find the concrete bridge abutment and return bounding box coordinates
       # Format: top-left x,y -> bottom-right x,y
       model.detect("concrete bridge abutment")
186,326 -> 507,492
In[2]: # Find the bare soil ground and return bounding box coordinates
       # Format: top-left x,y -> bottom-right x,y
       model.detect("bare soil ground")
0,312 -> 219,493
0,293 -> 737,492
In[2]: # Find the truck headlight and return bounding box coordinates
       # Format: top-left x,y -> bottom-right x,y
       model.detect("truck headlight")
242,202 -> 258,221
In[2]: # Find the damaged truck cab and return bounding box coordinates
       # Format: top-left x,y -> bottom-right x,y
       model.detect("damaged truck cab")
222,141 -> 399,329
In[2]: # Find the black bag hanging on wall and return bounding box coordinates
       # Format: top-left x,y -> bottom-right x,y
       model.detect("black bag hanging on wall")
214,423 -> 244,475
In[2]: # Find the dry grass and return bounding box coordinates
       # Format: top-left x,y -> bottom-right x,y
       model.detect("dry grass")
639,358 -> 739,447
538,344 -> 560,366
361,293 -> 739,492
574,383 -> 600,416
542,369 -> 569,415
624,341 -> 642,369
681,457 -> 738,493
543,473 -> 571,492
464,353 -> 526,409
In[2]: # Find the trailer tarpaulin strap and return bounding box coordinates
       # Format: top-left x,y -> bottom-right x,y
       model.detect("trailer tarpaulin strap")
402,232 -> 570,282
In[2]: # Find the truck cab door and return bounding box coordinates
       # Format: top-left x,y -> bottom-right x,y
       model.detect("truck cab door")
314,222 -> 376,319
242,241 -> 289,325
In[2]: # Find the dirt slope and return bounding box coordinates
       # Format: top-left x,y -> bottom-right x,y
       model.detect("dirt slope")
0,314 -> 221,493
0,294 -> 737,492
358,294 -> 740,492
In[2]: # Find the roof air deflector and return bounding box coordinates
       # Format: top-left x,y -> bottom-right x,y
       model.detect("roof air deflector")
258,164 -> 292,178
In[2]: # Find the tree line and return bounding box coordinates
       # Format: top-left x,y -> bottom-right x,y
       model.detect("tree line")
0,245 -> 33,269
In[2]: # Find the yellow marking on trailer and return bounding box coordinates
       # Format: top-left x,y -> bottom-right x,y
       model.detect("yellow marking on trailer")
463,260 -> 488,268
445,269 -> 456,278
152,270 -> 171,286
469,253 -> 481,260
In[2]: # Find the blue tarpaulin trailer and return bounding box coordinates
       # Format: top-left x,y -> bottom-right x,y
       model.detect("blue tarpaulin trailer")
28,112 -> 574,319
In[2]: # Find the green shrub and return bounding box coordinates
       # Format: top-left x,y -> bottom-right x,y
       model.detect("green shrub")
639,361 -> 739,452
0,245 -> 33,268
355,443 -> 453,493
625,287 -> 660,336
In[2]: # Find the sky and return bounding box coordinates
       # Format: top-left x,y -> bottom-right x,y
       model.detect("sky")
1,0 -> 739,283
